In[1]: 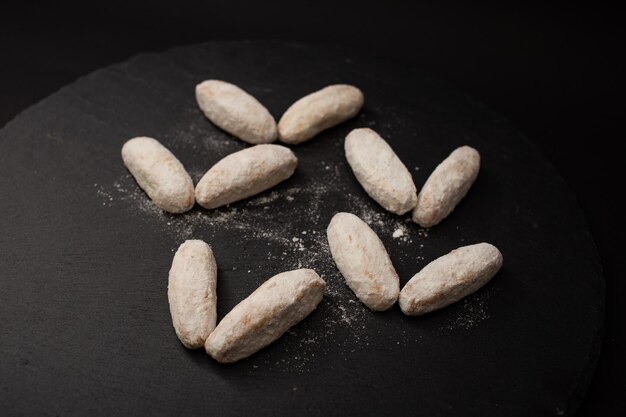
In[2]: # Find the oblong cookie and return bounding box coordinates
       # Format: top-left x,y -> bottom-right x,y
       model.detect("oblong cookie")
205,269 -> 326,363
345,128 -> 417,215
195,144 -> 297,209
399,242 -> 503,315
412,146 -> 480,227
327,212 -> 400,311
278,84 -> 364,144
195,80 -> 277,144
121,136 -> 194,214
168,240 -> 218,349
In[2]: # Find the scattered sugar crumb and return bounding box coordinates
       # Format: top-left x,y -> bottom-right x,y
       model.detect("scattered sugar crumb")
248,191 -> 281,206
392,228 -> 404,239
440,288 -> 495,331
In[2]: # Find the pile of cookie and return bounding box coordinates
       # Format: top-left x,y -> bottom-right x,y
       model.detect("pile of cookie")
121,80 -> 503,363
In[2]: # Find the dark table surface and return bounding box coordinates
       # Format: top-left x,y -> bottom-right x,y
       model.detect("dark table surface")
1,2 -> 622,416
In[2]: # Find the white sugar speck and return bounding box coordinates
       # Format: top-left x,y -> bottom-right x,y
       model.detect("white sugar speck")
441,288 -> 495,331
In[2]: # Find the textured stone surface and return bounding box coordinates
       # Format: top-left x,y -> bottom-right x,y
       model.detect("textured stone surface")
0,41 -> 603,417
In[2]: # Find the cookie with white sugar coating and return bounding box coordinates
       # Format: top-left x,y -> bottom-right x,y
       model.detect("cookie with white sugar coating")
205,269 -> 325,363
399,242 -> 503,316
168,240 -> 218,349
195,80 -> 277,144
195,144 -> 297,209
345,128 -> 417,215
121,136 -> 195,214
278,84 -> 363,144
327,212 -> 400,311
412,146 -> 480,228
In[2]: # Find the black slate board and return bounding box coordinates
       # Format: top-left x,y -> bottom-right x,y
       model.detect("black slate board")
0,41 -> 603,416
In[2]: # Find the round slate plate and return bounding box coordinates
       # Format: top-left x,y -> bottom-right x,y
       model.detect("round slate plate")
0,41 -> 603,416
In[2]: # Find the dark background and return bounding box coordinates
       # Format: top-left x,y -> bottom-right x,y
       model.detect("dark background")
1,1 -> 622,415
